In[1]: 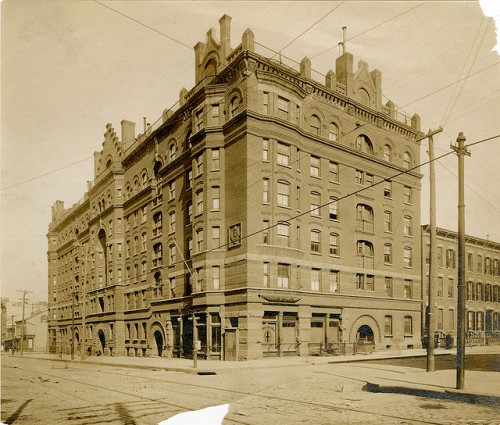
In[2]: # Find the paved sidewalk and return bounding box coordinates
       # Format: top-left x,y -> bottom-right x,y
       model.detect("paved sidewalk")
6,345 -> 499,405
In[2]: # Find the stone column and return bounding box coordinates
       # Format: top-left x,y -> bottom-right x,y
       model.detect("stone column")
277,312 -> 283,357
238,304 -> 263,360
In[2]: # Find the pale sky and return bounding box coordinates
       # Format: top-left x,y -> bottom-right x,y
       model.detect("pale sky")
2,0 -> 500,318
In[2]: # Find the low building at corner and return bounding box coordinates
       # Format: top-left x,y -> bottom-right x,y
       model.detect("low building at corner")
47,15 -> 425,360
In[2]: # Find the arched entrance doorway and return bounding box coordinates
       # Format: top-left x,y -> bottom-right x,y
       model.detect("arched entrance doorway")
154,331 -> 163,357
98,330 -> 106,354
356,325 -> 374,342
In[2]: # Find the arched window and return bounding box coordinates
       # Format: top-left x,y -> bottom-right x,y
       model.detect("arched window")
356,204 -> 374,232
310,115 -> 321,135
357,240 -> 374,257
310,229 -> 321,253
328,123 -> 339,142
310,191 -> 321,217
204,59 -> 217,79
403,151 -> 412,169
142,172 -> 148,188
356,135 -> 373,154
229,96 -> 239,118
168,144 -> 176,162
383,145 -> 392,162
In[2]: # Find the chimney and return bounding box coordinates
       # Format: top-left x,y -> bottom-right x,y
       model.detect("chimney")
121,120 -> 136,145
219,14 -> 232,64
242,28 -> 255,52
336,52 -> 353,94
325,70 -> 336,90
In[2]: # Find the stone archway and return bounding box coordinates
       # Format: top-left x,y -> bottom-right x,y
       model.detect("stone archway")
149,322 -> 167,358
154,331 -> 163,357
349,314 -> 381,349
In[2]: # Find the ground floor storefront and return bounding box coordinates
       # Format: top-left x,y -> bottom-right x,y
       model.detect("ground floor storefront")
48,289 -> 422,360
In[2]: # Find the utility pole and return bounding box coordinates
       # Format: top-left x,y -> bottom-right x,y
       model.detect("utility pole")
426,129 -> 442,372
81,245 -> 87,360
16,289 -> 32,356
452,132 -> 470,390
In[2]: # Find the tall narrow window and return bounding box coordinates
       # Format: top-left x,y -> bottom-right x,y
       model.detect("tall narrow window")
212,266 -> 220,290
448,278 -> 454,298
277,222 -> 290,247
311,269 -> 320,291
229,96 -> 239,118
310,115 -> 320,135
328,123 -> 338,142
211,149 -> 220,170
384,244 -> 392,265
169,144 -> 176,162
196,190 -> 204,214
384,180 -> 392,198
186,202 -> 193,225
329,161 -> 339,182
263,138 -> 269,161
212,186 -> 220,210
329,233 -> 339,256
403,151 -> 412,169
169,211 -> 176,233
196,228 -> 204,252
169,244 -> 176,264
384,211 -> 392,232
263,178 -> 270,203
404,216 -> 413,236
330,270 -> 339,293
404,247 -> 413,268
311,230 -> 320,253
404,280 -> 412,298
356,135 -> 373,154
277,263 -> 290,288
277,181 -> 290,207
446,249 -> 456,268
195,154 -> 203,176
403,186 -> 412,204
212,226 -> 220,248
385,315 -> 393,335
404,316 -> 413,335
277,96 -> 289,120
437,276 -> 444,298
329,198 -> 338,220
263,220 -> 270,244
263,92 -> 269,114
310,156 -> 320,177
310,192 -> 321,217
383,145 -> 392,162
385,277 -> 393,297
263,262 -> 270,287
169,180 -> 175,201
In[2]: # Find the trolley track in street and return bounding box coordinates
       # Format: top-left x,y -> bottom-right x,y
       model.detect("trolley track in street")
2,357 -> 452,425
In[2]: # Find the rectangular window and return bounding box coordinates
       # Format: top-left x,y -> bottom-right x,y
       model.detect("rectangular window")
446,249 -> 456,268
187,169 -> 193,189
212,266 -> 220,290
448,278 -> 454,298
329,233 -> 339,256
385,277 -> 393,297
437,309 -> 444,330
212,226 -> 220,248
311,269 -> 320,291
365,275 -> 374,291
437,247 -> 443,267
477,255 -> 482,273
310,192 -> 320,217
211,149 -> 220,170
356,274 -> 364,290
404,247 -> 413,268
263,92 -> 269,114
196,190 -> 204,214
169,180 -> 175,201
277,142 -> 290,166
195,108 -> 204,131
329,161 -> 339,183
277,181 -> 290,207
169,212 -> 176,233
449,309 -> 455,331
467,253 -> 473,271
263,262 -> 270,287
263,220 -> 270,244
277,96 -> 289,119
330,270 -> 339,293
384,244 -> 392,264
356,169 -> 363,185
384,180 -> 392,198
277,222 -> 290,246
365,173 -> 374,185
404,280 -> 412,299
403,186 -> 412,204
277,263 -> 290,288
195,154 -> 203,176
310,156 -> 320,177
329,198 -> 338,220
437,276 -> 444,298
196,229 -> 204,251
212,186 -> 220,210
263,138 -> 270,161
404,216 -> 412,236
385,315 -> 393,335
404,316 -> 413,335
263,178 -> 269,203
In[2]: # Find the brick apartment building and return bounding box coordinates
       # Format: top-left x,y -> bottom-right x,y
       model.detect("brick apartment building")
47,15 -> 424,360
421,225 -> 500,347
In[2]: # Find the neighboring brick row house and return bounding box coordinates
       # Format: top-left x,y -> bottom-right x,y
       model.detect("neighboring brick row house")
47,15 -> 424,360
421,225 -> 500,347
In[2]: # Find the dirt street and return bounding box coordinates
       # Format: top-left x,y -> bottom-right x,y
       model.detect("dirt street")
1,355 -> 498,424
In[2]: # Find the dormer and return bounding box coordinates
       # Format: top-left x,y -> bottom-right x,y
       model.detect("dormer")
93,123 -> 124,178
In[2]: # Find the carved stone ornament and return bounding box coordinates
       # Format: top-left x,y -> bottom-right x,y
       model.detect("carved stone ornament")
259,294 -> 301,303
